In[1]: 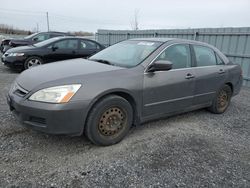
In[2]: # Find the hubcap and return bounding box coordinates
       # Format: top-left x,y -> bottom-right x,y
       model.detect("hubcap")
98,107 -> 127,136
217,90 -> 228,111
27,58 -> 42,68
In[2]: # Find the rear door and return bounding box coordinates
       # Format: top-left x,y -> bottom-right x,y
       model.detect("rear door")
191,45 -> 227,105
78,39 -> 100,58
143,43 -> 196,117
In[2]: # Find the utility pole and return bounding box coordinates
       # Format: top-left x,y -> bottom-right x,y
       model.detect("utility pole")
46,12 -> 50,31
36,23 -> 39,32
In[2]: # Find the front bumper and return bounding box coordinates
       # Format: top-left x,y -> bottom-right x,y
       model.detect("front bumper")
2,55 -> 26,68
0,45 -> 3,53
7,91 -> 90,136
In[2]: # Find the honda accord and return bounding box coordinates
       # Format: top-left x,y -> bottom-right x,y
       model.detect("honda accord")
7,38 -> 243,145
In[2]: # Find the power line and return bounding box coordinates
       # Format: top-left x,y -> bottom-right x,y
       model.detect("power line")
0,8 -> 45,14
0,10 -> 44,17
0,8 -> 128,32
0,8 -> 122,25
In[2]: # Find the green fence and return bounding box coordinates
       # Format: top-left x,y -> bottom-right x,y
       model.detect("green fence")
97,27 -> 250,86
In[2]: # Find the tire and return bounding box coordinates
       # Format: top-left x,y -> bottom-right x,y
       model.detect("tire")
208,85 -> 232,114
24,56 -> 43,70
85,95 -> 133,146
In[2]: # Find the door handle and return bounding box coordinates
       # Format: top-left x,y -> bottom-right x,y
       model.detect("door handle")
218,69 -> 225,74
185,73 -> 195,79
72,50 -> 76,54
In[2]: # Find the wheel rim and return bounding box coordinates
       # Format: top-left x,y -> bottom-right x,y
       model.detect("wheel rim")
217,90 -> 229,111
27,58 -> 42,68
98,107 -> 127,137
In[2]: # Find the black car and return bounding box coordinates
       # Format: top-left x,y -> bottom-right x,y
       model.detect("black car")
0,31 -> 73,53
2,36 -> 105,70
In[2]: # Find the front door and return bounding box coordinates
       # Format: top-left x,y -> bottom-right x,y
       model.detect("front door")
46,39 -> 79,62
143,44 -> 195,118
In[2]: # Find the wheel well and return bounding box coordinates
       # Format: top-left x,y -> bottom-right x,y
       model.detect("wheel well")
24,56 -> 43,64
225,82 -> 233,93
87,92 -> 139,126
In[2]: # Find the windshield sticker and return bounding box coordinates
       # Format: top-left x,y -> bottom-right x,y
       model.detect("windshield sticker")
137,42 -> 155,46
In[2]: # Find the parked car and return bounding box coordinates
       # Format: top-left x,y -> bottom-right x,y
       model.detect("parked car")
2,36 -> 105,70
0,31 -> 73,53
7,38 -> 242,146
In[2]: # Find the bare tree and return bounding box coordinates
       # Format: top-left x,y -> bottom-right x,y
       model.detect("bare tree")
130,9 -> 139,30
0,24 -> 31,35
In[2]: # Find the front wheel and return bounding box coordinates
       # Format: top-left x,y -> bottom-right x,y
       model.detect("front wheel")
85,95 -> 133,146
208,85 -> 232,114
24,56 -> 43,70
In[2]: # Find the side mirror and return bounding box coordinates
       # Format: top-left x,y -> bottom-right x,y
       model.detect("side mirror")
147,60 -> 173,72
33,37 -> 38,41
52,46 -> 58,51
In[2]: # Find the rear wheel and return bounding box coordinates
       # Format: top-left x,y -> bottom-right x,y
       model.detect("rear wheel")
208,85 -> 232,114
85,95 -> 133,146
24,56 -> 43,70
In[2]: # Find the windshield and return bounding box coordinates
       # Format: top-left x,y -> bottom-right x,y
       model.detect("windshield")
89,40 -> 162,68
24,33 -> 38,39
33,37 -> 61,47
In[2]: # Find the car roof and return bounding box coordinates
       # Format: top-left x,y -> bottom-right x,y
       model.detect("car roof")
52,36 -> 97,40
37,31 -> 74,35
129,38 -> 175,42
129,37 -> 211,46
42,36 -> 101,44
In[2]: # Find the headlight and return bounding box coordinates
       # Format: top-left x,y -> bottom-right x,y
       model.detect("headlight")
8,53 -> 25,56
29,84 -> 81,103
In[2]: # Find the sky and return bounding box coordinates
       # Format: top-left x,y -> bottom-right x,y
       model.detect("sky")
0,0 -> 250,33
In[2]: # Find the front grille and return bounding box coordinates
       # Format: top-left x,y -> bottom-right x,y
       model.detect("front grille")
29,116 -> 46,124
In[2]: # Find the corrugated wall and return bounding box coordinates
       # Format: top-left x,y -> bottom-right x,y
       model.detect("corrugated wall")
97,27 -> 250,86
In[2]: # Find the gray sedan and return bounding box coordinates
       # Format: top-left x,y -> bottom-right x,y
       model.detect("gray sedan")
7,38 -> 243,145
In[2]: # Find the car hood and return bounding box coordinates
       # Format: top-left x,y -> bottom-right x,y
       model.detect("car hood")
16,58 -> 124,91
1,38 -> 12,43
10,38 -> 29,44
6,45 -> 37,53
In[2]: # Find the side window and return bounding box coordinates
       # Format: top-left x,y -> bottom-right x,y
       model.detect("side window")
33,33 -> 49,42
50,34 -> 63,38
155,44 -> 191,69
53,40 -> 78,49
216,54 -> 225,65
67,40 -> 78,49
193,45 -> 217,67
80,40 -> 98,50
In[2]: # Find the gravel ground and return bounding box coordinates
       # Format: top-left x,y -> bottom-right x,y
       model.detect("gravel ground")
0,61 -> 249,188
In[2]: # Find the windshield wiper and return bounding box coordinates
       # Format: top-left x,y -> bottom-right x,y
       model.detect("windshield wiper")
90,59 -> 114,66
